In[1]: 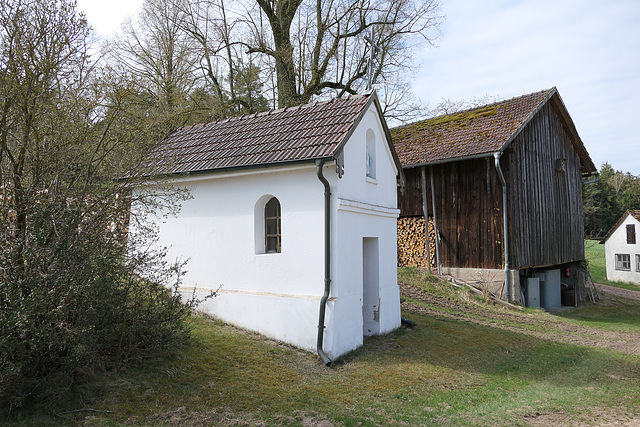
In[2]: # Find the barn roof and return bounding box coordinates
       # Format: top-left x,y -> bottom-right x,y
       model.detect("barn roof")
392,87 -> 596,174
600,210 -> 640,243
142,91 -> 396,177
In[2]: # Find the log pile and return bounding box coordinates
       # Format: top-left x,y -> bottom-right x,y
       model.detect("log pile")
397,216 -> 436,269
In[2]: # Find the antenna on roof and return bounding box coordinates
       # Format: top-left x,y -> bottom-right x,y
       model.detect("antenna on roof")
365,24 -> 381,91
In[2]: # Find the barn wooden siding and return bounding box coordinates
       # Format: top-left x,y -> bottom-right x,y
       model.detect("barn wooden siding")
398,159 -> 504,270
397,167 -> 424,217
504,102 -> 586,269
432,158 -> 504,269
397,100 -> 587,271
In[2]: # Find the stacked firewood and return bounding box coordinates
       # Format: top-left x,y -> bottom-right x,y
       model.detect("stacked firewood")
397,216 -> 436,269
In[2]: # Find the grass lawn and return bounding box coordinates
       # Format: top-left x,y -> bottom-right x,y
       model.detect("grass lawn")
6,268 -> 640,426
585,239 -> 640,291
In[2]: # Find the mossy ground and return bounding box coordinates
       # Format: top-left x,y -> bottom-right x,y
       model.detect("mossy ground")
5,267 -> 639,426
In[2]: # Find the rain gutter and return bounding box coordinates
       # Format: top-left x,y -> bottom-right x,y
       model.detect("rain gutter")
583,173 -> 599,185
430,166 -> 442,274
493,152 -> 511,301
315,159 -> 333,366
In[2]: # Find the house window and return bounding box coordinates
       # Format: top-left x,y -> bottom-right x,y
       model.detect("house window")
615,254 -> 631,271
637,255 -> 640,272
265,197 -> 281,253
627,224 -> 636,244
365,129 -> 376,179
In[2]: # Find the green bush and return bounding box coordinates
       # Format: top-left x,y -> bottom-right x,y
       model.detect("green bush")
0,189 -> 199,412
0,0 -> 209,412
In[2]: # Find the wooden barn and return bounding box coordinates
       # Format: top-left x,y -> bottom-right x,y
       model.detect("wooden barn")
392,88 -> 597,306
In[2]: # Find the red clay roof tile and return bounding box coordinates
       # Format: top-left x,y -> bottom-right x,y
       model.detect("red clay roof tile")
145,94 -> 373,176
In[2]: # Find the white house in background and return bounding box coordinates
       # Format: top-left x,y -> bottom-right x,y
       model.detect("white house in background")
601,210 -> 640,284
133,91 -> 403,363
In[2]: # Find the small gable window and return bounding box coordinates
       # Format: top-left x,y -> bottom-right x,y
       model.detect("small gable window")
265,197 -> 281,253
365,129 -> 376,180
615,254 -> 631,271
627,224 -> 636,244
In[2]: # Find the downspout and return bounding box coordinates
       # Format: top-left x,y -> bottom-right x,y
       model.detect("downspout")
315,159 -> 332,366
420,167 -> 432,273
493,152 -> 511,302
430,166 -> 442,274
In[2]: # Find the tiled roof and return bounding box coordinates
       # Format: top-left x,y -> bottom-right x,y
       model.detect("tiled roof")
145,93 -> 374,176
392,88 -> 594,172
601,210 -> 640,243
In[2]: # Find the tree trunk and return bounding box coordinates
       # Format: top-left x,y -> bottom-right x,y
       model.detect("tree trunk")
256,0 -> 302,108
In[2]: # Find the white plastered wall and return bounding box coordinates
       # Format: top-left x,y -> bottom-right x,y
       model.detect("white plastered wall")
322,104 -> 402,359
604,215 -> 640,284
134,165 -> 326,352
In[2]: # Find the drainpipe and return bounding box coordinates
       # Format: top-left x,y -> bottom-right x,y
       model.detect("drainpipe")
315,159 -> 332,366
493,152 -> 511,302
420,167 -> 432,273
430,166 -> 442,274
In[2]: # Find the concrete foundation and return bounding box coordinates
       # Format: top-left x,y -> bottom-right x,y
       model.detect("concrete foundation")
440,267 -> 522,304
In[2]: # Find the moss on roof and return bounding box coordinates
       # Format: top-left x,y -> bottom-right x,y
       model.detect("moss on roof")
419,106 -> 498,129
391,90 -> 553,166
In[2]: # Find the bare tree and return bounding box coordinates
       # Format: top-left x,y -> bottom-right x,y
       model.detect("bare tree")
178,0 -> 270,115
243,0 -> 443,108
110,0 -> 199,111
609,172 -> 628,195
111,0 -> 442,120
171,0 -> 442,116
0,0 -> 92,256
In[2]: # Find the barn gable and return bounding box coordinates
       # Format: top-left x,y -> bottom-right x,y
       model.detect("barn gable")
392,88 -> 596,305
393,88 -> 594,172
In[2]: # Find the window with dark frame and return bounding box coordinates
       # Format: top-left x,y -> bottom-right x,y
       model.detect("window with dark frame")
637,254 -> 640,272
627,224 -> 636,244
265,197 -> 281,253
615,254 -> 631,271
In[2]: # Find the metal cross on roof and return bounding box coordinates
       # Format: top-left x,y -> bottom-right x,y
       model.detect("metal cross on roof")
365,25 -> 381,91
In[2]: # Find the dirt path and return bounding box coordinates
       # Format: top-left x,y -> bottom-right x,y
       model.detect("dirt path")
400,283 -> 640,356
597,283 -> 640,301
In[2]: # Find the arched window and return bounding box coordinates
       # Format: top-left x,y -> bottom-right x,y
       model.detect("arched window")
365,129 -> 376,179
264,197 -> 281,253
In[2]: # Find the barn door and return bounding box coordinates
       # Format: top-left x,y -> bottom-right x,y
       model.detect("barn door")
363,237 -> 380,336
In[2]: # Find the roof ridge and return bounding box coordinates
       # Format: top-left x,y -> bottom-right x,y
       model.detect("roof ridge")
428,88 -> 554,122
143,91 -> 374,177
171,92 -> 365,132
390,87 -> 564,168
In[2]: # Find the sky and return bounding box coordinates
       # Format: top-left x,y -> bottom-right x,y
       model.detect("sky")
77,0 -> 640,176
